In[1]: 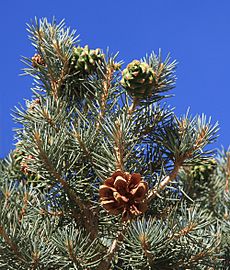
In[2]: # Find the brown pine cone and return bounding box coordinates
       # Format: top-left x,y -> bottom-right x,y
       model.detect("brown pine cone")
99,171 -> 148,221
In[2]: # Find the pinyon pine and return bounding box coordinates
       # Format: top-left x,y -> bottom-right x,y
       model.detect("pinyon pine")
0,18 -> 229,270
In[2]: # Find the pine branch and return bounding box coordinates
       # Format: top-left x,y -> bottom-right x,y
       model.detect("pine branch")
0,226 -> 25,262
34,131 -> 99,238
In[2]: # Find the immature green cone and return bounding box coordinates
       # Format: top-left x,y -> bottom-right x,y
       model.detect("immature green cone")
71,45 -> 104,75
190,159 -> 217,182
121,60 -> 155,99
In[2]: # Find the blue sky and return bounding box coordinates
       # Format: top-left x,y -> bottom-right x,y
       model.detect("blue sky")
1,0 -> 230,158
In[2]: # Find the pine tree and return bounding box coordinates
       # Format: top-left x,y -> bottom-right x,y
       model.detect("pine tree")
0,18 -> 229,269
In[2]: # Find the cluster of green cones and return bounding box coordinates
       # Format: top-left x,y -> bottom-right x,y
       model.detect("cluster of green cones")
71,46 -> 160,100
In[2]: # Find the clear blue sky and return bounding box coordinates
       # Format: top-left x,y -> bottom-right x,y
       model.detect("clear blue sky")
1,0 -> 230,158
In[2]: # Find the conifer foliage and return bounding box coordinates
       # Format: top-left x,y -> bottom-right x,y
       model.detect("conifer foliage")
0,18 -> 229,269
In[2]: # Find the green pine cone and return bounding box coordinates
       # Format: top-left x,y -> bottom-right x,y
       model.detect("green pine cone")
190,159 -> 217,182
121,60 -> 155,98
71,45 -> 104,75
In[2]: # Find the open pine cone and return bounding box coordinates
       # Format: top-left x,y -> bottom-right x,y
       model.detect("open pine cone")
99,171 -> 148,221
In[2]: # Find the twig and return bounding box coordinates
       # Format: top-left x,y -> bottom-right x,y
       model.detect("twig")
97,224 -> 127,270
19,192 -> 28,223
139,232 -> 155,265
147,158 -> 184,202
41,108 -> 59,132
0,225 -> 25,261
31,251 -> 40,270
66,239 -> 78,265
128,97 -> 139,116
170,222 -> 196,240
96,64 -> 114,131
113,119 -> 124,171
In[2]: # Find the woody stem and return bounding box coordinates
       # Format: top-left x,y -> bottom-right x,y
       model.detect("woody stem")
114,119 -> 124,171
128,97 -> 139,116
147,159 -> 184,202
